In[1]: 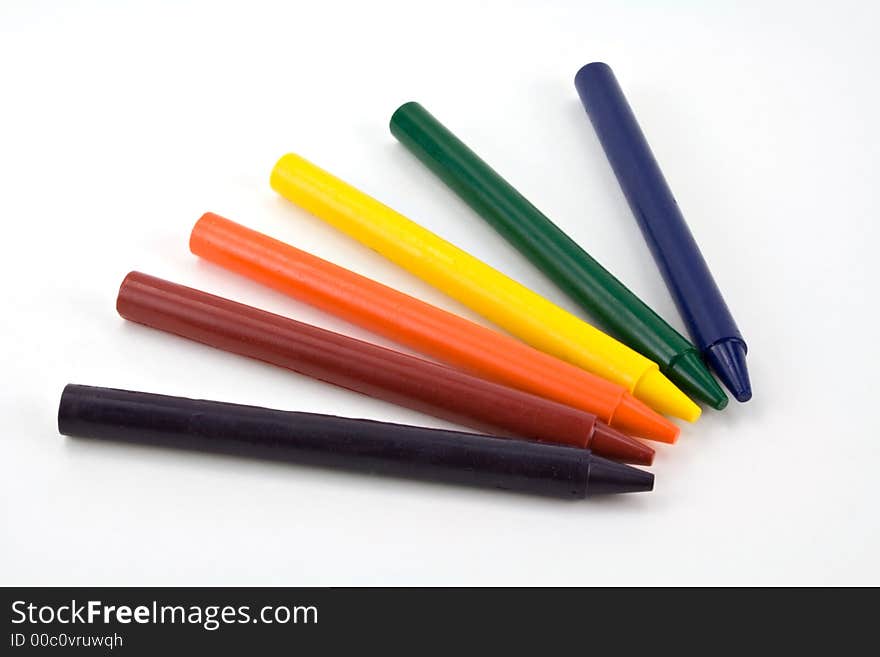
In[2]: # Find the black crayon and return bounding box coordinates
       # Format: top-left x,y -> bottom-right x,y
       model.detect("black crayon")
58,384 -> 654,498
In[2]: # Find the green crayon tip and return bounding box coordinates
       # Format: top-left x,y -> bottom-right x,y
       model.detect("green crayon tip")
667,350 -> 729,410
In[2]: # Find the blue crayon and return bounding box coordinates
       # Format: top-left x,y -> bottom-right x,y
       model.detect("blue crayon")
574,63 -> 751,403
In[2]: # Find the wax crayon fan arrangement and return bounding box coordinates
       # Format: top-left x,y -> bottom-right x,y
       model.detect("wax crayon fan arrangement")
59,63 -> 751,499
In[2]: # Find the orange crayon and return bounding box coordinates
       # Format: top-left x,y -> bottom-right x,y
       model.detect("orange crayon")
190,212 -> 679,443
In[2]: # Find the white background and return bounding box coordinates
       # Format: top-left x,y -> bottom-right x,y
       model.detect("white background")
2,0 -> 878,586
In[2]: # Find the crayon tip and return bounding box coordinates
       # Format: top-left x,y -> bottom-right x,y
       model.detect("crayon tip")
705,339 -> 751,403
590,422 -> 655,466
632,368 -> 701,423
668,350 -> 729,411
610,393 -> 679,444
586,455 -> 654,495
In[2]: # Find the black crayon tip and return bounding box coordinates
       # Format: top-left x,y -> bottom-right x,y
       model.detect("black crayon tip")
705,339 -> 752,403
587,455 -> 654,496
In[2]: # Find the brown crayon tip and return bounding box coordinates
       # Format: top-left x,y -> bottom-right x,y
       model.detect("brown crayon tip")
589,421 -> 655,466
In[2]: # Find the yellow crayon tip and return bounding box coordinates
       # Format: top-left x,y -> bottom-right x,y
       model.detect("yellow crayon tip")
633,368 -> 701,422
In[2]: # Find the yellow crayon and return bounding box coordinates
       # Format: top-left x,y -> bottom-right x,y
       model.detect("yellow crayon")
270,153 -> 700,422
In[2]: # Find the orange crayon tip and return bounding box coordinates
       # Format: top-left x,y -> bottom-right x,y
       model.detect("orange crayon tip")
611,393 -> 680,444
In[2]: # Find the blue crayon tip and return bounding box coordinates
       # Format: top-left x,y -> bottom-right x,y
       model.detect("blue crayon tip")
704,339 -> 751,403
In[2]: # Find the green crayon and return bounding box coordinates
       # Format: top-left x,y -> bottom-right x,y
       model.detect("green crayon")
390,101 -> 727,410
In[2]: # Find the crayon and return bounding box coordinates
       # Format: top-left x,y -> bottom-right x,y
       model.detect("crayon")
116,272 -> 654,464
58,384 -> 654,498
190,212 -> 678,443
389,102 -> 728,410
575,63 -> 751,402
270,153 -> 701,422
